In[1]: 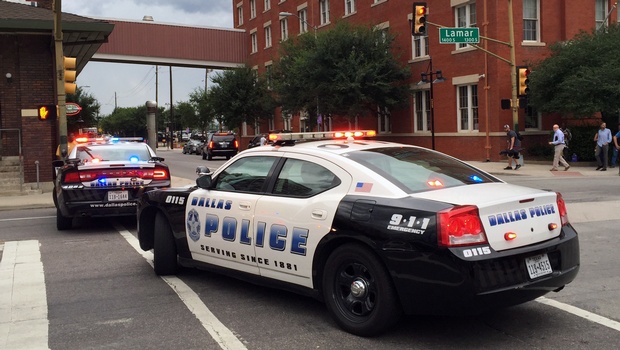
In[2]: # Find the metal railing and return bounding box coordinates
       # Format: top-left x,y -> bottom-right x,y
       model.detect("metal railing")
0,128 -> 24,191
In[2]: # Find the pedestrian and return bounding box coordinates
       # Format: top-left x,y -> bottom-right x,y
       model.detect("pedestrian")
259,134 -> 267,146
594,122 -> 612,171
502,124 -> 522,170
548,124 -> 570,171
610,123 -> 620,169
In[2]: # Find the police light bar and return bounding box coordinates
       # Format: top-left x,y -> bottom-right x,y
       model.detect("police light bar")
268,130 -> 377,142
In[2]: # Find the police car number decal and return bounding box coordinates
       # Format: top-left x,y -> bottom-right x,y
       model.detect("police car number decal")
387,214 -> 430,234
165,195 -> 185,205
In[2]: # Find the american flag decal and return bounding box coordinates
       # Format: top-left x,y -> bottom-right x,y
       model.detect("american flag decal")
355,182 -> 373,192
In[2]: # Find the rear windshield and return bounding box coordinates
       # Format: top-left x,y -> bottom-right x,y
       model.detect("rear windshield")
345,147 -> 499,193
76,144 -> 152,163
212,135 -> 236,141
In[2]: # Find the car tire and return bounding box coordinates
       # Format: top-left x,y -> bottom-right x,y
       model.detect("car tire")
322,243 -> 401,336
56,207 -> 72,230
153,212 -> 178,275
182,149 -> 186,154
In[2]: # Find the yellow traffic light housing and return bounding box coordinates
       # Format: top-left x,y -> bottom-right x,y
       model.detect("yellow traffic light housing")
517,66 -> 530,97
38,105 -> 57,121
412,2 -> 427,36
64,56 -> 77,94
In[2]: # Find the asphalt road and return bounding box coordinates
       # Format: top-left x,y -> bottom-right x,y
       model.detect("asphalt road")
1,154 -> 619,349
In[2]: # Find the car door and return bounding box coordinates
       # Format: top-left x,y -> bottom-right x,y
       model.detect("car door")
253,154 -> 352,288
186,155 -> 280,274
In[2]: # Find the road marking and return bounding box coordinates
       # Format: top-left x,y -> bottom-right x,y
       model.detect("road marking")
537,297 -> 620,331
0,240 -> 49,350
114,224 -> 248,350
0,216 -> 54,223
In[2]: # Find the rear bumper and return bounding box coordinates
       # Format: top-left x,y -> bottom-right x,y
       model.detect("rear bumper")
385,226 -> 580,315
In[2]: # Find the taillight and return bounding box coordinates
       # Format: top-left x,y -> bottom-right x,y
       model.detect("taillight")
556,192 -> 569,226
234,140 -> 239,148
63,171 -> 81,183
438,205 -> 487,247
153,166 -> 169,180
208,141 -> 214,149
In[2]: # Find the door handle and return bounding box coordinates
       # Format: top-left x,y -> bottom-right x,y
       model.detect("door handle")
311,209 -> 327,220
239,202 -> 251,211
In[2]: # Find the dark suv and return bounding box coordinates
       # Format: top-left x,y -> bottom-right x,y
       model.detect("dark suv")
202,132 -> 238,160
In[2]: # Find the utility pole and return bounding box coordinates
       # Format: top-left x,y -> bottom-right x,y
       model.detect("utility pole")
508,0 -> 519,131
53,0 -> 68,158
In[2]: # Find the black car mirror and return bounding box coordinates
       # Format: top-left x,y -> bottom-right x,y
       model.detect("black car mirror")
196,165 -> 211,176
196,173 -> 213,189
52,159 -> 64,168
151,156 -> 165,162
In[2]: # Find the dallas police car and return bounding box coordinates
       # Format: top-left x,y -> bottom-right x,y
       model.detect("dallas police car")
53,136 -> 171,230
136,130 -> 579,336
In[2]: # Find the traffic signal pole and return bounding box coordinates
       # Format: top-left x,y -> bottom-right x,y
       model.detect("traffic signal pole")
508,0 -> 519,132
53,0 -> 68,159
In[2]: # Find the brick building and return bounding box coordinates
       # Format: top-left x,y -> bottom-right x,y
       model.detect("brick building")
233,0 -> 615,160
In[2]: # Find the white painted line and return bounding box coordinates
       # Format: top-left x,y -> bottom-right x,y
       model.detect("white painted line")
0,216 -> 55,223
537,297 -> 620,332
114,224 -> 248,350
0,240 -> 49,350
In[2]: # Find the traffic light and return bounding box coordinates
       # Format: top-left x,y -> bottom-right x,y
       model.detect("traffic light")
517,66 -> 530,97
63,56 -> 77,94
38,105 -> 57,121
412,2 -> 427,36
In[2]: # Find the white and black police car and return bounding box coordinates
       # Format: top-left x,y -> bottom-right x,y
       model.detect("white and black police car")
53,137 -> 171,231
136,130 -> 579,336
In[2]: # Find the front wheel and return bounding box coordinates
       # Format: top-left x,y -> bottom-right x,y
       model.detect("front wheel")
153,212 -> 178,275
322,244 -> 401,336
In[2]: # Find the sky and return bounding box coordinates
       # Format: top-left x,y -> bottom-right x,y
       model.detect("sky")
12,0 -> 235,115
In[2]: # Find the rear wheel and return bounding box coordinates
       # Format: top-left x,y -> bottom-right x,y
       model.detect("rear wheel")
322,244 -> 401,336
56,207 -> 72,230
153,212 -> 178,275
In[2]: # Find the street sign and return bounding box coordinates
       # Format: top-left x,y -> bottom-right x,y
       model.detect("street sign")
439,27 -> 480,44
66,102 -> 82,116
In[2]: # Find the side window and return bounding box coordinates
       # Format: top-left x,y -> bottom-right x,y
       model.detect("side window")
273,159 -> 340,197
214,156 -> 277,193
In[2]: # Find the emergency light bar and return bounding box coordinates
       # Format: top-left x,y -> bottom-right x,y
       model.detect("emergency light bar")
268,130 -> 377,142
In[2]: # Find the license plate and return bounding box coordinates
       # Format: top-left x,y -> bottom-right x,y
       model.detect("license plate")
525,253 -> 553,279
107,191 -> 129,201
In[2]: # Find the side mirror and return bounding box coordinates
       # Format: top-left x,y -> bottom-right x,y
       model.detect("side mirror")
196,165 -> 211,176
196,174 -> 213,189
52,160 -> 64,168
151,156 -> 165,162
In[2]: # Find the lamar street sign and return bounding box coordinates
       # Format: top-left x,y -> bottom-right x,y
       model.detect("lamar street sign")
439,27 -> 480,44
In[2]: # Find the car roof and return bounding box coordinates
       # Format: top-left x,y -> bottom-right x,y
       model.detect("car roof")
241,138 -> 417,158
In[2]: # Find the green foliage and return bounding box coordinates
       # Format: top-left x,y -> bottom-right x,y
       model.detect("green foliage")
99,106 -> 148,137
273,21 -> 411,122
66,87 -> 101,132
189,88 -> 217,134
208,66 -> 277,130
529,24 -> 620,117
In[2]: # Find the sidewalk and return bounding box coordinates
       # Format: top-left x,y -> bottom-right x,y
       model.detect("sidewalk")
0,160 -> 617,211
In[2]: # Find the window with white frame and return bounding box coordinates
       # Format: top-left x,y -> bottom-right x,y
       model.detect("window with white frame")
457,85 -> 479,131
320,0 -> 330,26
455,2 -> 476,49
283,114 -> 292,131
414,90 -> 431,132
250,0 -> 257,19
265,26 -> 272,48
264,0 -> 271,11
251,31 -> 258,53
237,5 -> 243,26
377,107 -> 391,133
523,0 -> 539,41
345,0 -> 356,16
595,0 -> 608,29
413,35 -> 428,58
280,18 -> 289,41
298,8 -> 309,33
524,106 -> 541,130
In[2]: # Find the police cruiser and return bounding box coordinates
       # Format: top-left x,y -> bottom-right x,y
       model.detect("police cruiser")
136,130 -> 579,336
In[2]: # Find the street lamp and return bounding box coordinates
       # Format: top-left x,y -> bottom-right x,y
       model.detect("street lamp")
417,57 -> 445,150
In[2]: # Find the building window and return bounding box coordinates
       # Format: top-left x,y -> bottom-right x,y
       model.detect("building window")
237,5 -> 243,26
457,85 -> 479,131
414,90 -> 431,132
250,0 -> 257,19
596,0 -> 608,29
264,0 -> 271,11
455,2 -> 476,49
378,107 -> 391,133
251,32 -> 258,53
413,35 -> 428,59
299,8 -> 308,34
345,0 -> 356,16
280,18 -> 289,41
320,0 -> 331,26
523,0 -> 539,41
525,106 -> 541,130
265,64 -> 272,89
265,26 -> 272,48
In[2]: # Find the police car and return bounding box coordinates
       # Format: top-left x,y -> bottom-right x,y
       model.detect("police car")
53,137 -> 171,230
136,130 -> 579,336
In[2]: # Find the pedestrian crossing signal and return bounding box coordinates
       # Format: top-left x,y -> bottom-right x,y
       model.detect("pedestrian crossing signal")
38,105 -> 56,121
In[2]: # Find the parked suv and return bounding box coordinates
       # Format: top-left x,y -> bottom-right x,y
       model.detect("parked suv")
202,132 -> 238,160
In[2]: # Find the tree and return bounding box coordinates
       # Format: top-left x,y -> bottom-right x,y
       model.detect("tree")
99,106 -> 148,137
272,21 -> 411,124
528,24 -> 620,117
174,101 -> 197,132
208,66 -> 277,131
189,88 -> 217,135
66,87 -> 101,132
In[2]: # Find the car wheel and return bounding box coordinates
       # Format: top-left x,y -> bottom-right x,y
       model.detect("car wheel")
153,212 -> 178,275
322,243 -> 401,336
182,149 -> 186,154
56,207 -> 72,230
